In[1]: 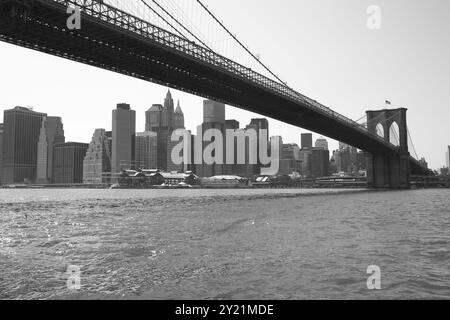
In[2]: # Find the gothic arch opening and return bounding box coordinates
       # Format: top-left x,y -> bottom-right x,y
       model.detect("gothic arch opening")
375,123 -> 384,138
389,121 -> 400,146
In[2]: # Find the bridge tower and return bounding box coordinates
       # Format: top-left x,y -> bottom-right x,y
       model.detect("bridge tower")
365,108 -> 411,189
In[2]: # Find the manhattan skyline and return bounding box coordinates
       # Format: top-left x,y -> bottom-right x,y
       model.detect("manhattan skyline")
0,0 -> 449,169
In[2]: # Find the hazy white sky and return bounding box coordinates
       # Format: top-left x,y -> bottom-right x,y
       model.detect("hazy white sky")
0,0 -> 449,169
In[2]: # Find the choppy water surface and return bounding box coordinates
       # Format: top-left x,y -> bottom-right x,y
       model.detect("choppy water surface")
0,188 -> 449,300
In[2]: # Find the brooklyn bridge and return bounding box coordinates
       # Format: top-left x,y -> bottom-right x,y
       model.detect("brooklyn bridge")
0,0 -> 432,188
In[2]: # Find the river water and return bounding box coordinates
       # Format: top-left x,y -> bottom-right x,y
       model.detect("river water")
0,188 -> 449,300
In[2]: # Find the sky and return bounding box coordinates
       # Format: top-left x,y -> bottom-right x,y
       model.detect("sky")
0,0 -> 449,169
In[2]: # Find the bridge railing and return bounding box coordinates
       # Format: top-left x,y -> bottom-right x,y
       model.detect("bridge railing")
48,0 -> 394,149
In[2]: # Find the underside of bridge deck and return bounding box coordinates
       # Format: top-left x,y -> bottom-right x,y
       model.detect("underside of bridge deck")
0,0 -> 431,182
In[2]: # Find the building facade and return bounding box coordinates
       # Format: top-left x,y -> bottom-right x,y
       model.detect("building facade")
83,129 -> 112,184
135,131 -> 158,170
1,107 -> 47,184
53,142 -> 89,184
196,100 -> 226,177
298,149 -> 312,177
145,90 -> 185,171
279,143 -> 300,175
333,144 -> 360,175
112,103 -> 136,173
36,116 -> 65,183
315,137 -> 329,150
311,148 -> 330,178
301,133 -> 313,149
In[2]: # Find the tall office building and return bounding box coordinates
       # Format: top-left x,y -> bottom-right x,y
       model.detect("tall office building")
311,148 -> 330,178
247,118 -> 270,176
279,143 -> 301,175
225,120 -> 240,130
146,103 -> 168,170
53,142 -> 89,184
269,136 -> 283,176
145,104 -> 163,131
249,118 -> 269,137
0,124 -> 3,184
166,101 -> 187,172
301,133 -> 313,149
196,100 -> 226,177
83,129 -> 112,184
315,137 -> 329,150
36,117 -> 65,183
223,120 -> 240,175
135,131 -> 158,170
173,100 -> 185,129
446,146 -> 450,169
167,131 -> 196,173
333,144 -> 359,175
145,90 -> 185,170
298,149 -> 312,177
112,103 -> 136,173
162,89 -> 175,128
203,100 -> 226,124
1,107 -> 47,184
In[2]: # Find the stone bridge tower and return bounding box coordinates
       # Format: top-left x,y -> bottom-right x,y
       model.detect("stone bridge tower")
365,108 -> 411,189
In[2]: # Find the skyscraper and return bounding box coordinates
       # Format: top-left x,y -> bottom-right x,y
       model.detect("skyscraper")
135,131 -> 158,170
247,118 -> 270,176
279,143 -> 300,175
53,142 -> 89,184
112,103 -> 136,173
203,100 -> 225,124
83,129 -> 112,184
36,116 -> 65,183
225,120 -> 240,130
196,100 -> 226,177
163,89 -> 175,128
315,137 -> 329,150
144,90 -> 184,171
249,118 -> 269,137
224,120 -> 240,175
1,107 -> 46,184
311,148 -> 330,178
145,104 -> 163,131
333,144 -> 359,175
167,130 -> 196,173
166,101 -> 187,172
301,133 -> 313,149
298,149 -> 312,177
269,136 -> 283,176
173,100 -> 185,129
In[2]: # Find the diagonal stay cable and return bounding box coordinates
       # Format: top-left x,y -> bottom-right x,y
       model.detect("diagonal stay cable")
196,0 -> 290,88
139,0 -> 189,40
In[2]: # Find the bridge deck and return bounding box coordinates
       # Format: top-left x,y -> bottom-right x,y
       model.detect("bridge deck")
0,0 -> 428,174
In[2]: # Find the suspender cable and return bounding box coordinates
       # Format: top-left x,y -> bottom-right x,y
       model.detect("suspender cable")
140,0 -> 189,40
149,0 -> 213,51
195,0 -> 289,87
